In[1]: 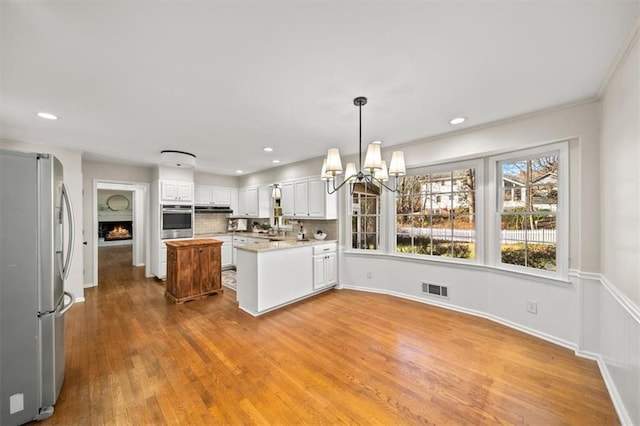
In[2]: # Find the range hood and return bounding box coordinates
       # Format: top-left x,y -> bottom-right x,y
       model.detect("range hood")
194,206 -> 233,214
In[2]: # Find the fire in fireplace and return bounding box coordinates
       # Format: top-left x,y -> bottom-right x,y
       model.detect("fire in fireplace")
99,221 -> 133,241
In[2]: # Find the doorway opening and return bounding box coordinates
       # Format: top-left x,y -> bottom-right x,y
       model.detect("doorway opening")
92,181 -> 150,286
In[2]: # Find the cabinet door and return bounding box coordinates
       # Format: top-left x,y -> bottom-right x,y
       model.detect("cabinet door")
177,183 -> 193,201
307,178 -> 326,217
280,182 -> 295,216
325,252 -> 337,285
238,189 -> 248,215
230,189 -> 239,214
245,187 -> 258,216
313,255 -> 326,289
294,180 -> 309,216
198,246 -> 221,293
212,188 -> 232,206
176,248 -> 197,298
221,241 -> 232,267
195,185 -> 213,205
161,182 -> 179,201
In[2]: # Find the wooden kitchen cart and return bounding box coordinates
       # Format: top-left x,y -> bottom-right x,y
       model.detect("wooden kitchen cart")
165,238 -> 223,303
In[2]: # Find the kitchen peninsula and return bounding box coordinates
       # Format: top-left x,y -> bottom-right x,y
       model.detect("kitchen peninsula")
235,239 -> 337,316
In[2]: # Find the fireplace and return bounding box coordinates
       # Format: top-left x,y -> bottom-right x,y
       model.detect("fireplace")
99,221 -> 133,241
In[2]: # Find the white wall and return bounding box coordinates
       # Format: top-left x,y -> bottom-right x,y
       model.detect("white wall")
600,24 -> 640,425
0,141 -> 85,302
82,160 -> 154,286
194,171 -> 238,187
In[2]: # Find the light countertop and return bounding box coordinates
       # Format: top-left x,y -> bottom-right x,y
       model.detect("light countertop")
235,239 -> 337,253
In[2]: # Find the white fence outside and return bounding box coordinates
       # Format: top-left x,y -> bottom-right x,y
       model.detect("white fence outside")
397,227 -> 556,244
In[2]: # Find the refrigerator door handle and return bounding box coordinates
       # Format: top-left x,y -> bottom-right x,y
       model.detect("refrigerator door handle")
61,183 -> 75,280
56,291 -> 75,317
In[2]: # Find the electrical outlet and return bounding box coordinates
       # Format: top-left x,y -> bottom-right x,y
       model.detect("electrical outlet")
526,300 -> 538,314
366,271 -> 373,279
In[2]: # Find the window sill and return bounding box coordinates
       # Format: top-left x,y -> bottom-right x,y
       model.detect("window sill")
341,249 -> 571,287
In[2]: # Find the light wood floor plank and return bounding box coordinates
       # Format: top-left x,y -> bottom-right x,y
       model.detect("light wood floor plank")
42,245 -> 618,425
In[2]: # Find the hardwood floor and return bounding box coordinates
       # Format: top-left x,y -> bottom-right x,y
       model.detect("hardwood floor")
44,245 -> 618,425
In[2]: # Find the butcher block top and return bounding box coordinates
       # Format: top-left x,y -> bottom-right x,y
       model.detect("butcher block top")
165,238 -> 223,248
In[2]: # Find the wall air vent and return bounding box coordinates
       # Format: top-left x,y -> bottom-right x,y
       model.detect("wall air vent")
422,282 -> 449,298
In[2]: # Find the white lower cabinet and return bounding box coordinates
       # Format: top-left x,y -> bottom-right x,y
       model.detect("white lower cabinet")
313,243 -> 337,290
216,236 -> 233,267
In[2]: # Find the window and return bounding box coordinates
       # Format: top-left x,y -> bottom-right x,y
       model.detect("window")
395,166 -> 477,259
497,151 -> 561,272
350,182 -> 380,250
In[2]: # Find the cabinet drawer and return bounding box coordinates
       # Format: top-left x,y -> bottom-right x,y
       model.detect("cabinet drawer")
313,243 -> 336,255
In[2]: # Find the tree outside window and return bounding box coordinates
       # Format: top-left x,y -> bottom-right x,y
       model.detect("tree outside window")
396,168 -> 476,259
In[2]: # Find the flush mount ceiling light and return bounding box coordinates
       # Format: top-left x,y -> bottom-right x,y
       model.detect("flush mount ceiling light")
37,112 -> 59,120
449,116 -> 466,125
321,97 -> 406,194
160,150 -> 196,168
263,147 -> 274,152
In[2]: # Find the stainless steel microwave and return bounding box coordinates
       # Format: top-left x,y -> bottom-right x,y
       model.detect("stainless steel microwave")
161,204 -> 193,239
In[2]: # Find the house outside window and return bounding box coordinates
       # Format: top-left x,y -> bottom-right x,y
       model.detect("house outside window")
395,165 -> 477,259
495,145 -> 565,273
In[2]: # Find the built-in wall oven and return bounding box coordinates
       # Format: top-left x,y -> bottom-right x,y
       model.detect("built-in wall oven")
161,204 -> 193,239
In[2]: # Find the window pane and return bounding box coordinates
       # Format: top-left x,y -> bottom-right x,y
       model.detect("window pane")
526,243 -> 556,271
530,184 -> 557,212
396,196 -> 413,214
502,161 -> 527,182
452,169 -> 475,199
430,171 -> 451,193
396,167 -> 476,261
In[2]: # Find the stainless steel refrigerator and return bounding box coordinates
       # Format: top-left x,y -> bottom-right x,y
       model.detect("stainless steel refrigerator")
0,149 -> 75,425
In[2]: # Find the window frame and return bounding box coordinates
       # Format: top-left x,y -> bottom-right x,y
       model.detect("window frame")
488,141 -> 569,279
390,159 -> 484,263
347,182 -> 383,251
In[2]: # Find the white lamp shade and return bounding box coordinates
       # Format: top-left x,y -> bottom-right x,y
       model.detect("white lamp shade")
272,186 -> 282,199
374,161 -> 389,182
326,148 -> 343,175
389,151 -> 406,176
344,162 -> 358,183
320,159 -> 332,181
363,143 -> 382,171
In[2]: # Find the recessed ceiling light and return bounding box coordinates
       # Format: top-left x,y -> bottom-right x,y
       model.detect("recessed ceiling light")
37,112 -> 59,120
263,147 -> 274,152
271,160 -> 280,164
236,170 -> 243,174
449,117 -> 466,125
371,140 -> 383,145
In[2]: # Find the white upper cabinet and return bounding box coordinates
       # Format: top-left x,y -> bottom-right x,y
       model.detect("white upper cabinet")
194,185 -> 233,206
237,186 -> 271,217
293,180 -> 309,216
194,185 -> 212,205
279,177 -> 336,219
212,188 -> 232,206
280,182 -> 295,217
161,181 -> 193,203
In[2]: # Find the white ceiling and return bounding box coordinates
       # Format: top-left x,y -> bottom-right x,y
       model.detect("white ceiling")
1,1 -> 638,175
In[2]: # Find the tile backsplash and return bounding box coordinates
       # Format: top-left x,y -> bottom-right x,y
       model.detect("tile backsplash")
194,213 -> 338,240
194,213 -> 228,234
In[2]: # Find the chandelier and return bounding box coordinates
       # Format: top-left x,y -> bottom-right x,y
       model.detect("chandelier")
321,97 -> 406,194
